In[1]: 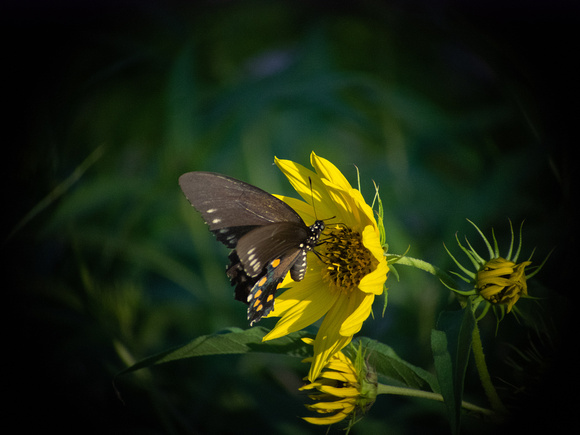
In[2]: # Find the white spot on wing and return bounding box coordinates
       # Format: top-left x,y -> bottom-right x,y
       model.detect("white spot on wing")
249,258 -> 261,271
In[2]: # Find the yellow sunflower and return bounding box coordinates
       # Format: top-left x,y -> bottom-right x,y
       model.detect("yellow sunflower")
263,152 -> 389,381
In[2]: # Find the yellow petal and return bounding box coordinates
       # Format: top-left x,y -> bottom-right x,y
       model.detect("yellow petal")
320,370 -> 358,384
479,284 -> 504,298
263,279 -> 339,341
358,258 -> 389,295
349,188 -> 377,228
362,225 -> 385,262
307,398 -> 356,411
274,156 -> 331,216
342,186 -> 375,227
266,259 -> 324,313
319,180 -> 360,228
310,152 -> 353,192
340,292 -> 375,336
274,156 -> 317,193
299,382 -> 320,391
318,385 -> 360,398
324,360 -> 354,374
303,411 -> 349,425
308,296 -> 357,381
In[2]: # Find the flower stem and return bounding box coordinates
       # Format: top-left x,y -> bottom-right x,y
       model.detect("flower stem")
377,384 -> 498,420
471,321 -> 508,415
389,255 -> 457,290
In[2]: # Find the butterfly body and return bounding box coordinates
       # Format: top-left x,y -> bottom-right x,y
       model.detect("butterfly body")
179,172 -> 323,325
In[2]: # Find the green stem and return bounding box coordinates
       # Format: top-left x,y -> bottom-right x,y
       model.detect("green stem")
377,384 -> 498,420
389,255 -> 458,290
471,321 -> 508,415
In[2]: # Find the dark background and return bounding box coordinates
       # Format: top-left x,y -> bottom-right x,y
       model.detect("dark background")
4,1 -> 576,433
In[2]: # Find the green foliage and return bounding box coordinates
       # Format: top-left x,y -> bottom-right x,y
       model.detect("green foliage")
120,327 -> 312,375
356,337 -> 440,394
431,304 -> 476,434
11,1 -> 571,434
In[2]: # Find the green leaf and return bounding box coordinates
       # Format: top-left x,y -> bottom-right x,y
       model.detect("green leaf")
118,327 -> 312,377
355,337 -> 440,393
431,303 -> 475,434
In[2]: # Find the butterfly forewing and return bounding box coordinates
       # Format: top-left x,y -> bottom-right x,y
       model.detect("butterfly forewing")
179,172 -> 304,229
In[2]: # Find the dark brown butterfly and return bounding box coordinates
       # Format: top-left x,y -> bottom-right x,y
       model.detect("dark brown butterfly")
179,172 -> 324,325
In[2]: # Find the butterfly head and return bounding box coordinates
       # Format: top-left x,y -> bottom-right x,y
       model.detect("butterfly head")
305,220 -> 325,251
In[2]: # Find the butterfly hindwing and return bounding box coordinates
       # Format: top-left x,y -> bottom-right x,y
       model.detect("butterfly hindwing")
227,248 -> 305,325
245,250 -> 303,325
236,222 -> 310,277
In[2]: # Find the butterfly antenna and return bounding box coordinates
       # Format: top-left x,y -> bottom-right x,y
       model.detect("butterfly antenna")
308,176 -> 319,220
309,176 -> 338,225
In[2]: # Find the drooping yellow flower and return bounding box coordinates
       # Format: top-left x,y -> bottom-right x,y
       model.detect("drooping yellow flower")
299,338 -> 377,426
263,152 -> 389,381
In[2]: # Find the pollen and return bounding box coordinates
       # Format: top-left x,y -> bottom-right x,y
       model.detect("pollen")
321,227 -> 374,292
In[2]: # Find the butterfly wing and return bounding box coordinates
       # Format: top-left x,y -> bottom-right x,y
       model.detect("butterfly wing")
235,222 -> 310,277
228,247 -> 306,325
179,171 -> 305,247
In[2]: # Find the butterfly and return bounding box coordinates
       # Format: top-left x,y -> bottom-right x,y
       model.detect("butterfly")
179,171 -> 324,325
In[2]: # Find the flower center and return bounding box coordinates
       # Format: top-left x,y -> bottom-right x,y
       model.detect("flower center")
321,226 -> 374,292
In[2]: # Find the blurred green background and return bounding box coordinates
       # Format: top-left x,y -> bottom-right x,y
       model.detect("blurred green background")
5,1 -> 576,434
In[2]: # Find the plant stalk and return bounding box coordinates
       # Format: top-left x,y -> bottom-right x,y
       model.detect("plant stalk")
471,321 -> 508,415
